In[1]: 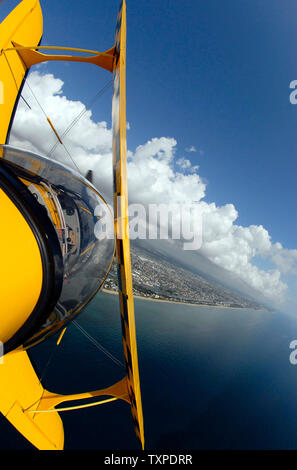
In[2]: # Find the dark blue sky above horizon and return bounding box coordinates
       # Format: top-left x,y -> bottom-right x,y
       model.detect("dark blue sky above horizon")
1,0 -> 296,253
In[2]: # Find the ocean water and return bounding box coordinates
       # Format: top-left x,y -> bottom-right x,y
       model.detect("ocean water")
1,291 -> 297,450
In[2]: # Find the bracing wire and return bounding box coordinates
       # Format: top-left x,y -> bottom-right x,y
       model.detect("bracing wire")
36,334 -> 63,387
24,77 -> 113,174
34,315 -> 125,389
25,80 -> 83,174
47,79 -> 113,158
25,80 -> 48,119
20,94 -> 31,109
73,320 -> 125,370
59,137 -> 82,174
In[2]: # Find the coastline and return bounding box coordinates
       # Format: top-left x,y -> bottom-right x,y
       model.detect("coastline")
101,288 -> 259,310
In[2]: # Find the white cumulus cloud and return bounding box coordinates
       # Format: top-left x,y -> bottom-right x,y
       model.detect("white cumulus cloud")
185,145 -> 197,153
9,71 -> 297,305
177,157 -> 192,169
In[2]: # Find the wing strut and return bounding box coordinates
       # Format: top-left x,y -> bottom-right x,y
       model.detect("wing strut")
112,0 -> 145,449
0,0 -> 144,450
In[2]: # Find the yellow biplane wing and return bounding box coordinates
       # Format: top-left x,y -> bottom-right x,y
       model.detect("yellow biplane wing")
0,0 -> 42,144
112,1 -> 145,449
0,0 -> 144,450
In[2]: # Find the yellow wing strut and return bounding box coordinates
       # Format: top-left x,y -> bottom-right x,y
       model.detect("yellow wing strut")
0,0 -> 144,450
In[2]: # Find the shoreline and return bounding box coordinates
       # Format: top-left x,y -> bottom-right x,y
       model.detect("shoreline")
101,288 -> 262,310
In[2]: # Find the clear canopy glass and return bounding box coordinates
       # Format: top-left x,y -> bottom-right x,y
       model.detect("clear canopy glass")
0,145 -> 115,347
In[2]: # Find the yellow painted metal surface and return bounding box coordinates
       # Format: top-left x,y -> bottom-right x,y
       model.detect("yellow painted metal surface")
112,0 -> 145,449
28,376 -> 130,413
56,327 -> 67,346
9,44 -> 116,72
0,188 -> 43,343
29,181 -> 61,228
0,0 -> 145,451
46,117 -> 63,144
0,0 -> 65,451
0,349 -> 64,450
0,0 -> 43,145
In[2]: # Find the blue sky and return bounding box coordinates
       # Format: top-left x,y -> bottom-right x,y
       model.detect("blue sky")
39,0 -> 297,248
1,0 -> 296,308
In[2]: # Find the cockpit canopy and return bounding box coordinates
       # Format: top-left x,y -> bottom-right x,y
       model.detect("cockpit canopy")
0,145 -> 115,349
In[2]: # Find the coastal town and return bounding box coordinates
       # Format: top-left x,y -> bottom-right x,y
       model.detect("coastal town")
103,245 -> 262,309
